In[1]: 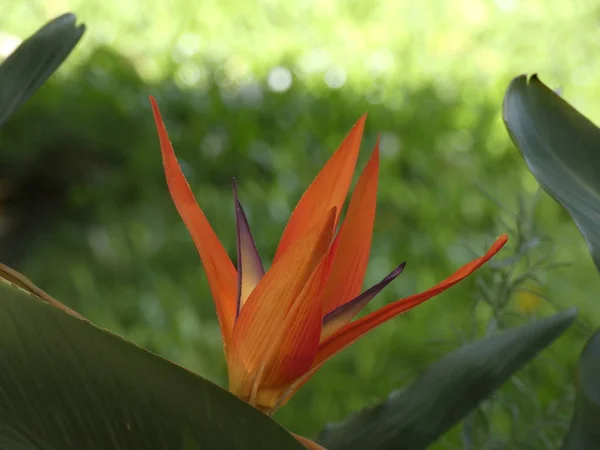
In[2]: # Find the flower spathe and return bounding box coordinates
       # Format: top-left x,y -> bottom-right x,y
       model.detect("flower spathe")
149,97 -> 508,417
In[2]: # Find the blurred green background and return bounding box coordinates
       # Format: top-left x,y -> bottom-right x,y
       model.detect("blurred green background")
2,0 -> 600,448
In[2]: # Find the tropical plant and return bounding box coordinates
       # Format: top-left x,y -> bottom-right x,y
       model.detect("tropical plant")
0,16 -> 583,450
504,73 -> 600,448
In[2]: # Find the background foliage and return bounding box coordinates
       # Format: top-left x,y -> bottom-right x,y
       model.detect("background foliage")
1,0 -> 599,447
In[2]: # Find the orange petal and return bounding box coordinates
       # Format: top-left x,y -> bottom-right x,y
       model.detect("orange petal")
321,141 -> 379,317
233,179 -> 264,315
314,234 -> 508,366
227,209 -> 336,403
273,115 -> 366,263
150,96 -> 237,349
292,433 -> 328,450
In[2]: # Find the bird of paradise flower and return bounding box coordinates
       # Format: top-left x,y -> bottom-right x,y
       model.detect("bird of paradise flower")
149,97 -> 507,449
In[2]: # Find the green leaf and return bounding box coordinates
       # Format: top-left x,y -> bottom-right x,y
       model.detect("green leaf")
0,278 -> 305,450
562,329 -> 600,449
0,13 -> 85,127
317,309 -> 577,450
503,74 -> 600,272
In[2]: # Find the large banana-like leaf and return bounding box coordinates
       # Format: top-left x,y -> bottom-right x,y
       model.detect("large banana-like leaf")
0,276 -> 304,449
503,74 -> 600,272
316,309 -> 577,450
0,13 -> 85,127
562,329 -> 600,449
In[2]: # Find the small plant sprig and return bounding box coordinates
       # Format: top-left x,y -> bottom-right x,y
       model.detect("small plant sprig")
459,189 -> 573,450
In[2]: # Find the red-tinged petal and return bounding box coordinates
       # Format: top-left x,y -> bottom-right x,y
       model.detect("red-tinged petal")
150,96 -> 237,348
278,236 -> 506,405
320,262 -> 406,341
227,209 -> 336,403
273,115 -> 367,263
251,257 -> 329,412
322,142 -> 380,316
292,433 -> 328,450
326,232 -> 341,266
259,259 -> 328,386
233,179 -> 264,316
277,265 -> 405,405
314,234 -> 509,367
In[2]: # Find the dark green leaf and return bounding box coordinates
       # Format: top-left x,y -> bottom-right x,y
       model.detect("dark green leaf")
0,279 -> 305,450
503,74 -> 600,272
317,309 -> 577,450
0,13 -> 85,127
562,329 -> 600,449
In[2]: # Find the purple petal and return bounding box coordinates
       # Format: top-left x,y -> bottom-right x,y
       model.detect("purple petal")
233,179 -> 265,317
321,262 -> 406,339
